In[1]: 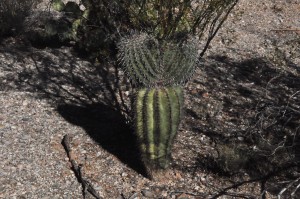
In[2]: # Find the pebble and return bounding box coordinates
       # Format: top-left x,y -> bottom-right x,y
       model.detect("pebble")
161,191 -> 168,197
128,192 -> 138,199
0,185 -> 5,192
237,136 -> 244,141
40,196 -> 51,199
141,189 -> 155,198
22,100 -> 29,106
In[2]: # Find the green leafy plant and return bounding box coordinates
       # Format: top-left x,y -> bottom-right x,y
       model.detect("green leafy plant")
51,0 -> 86,41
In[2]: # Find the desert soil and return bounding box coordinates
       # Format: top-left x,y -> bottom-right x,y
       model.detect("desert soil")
0,0 -> 299,198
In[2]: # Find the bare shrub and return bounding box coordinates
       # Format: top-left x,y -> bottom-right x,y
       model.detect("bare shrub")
74,0 -> 238,59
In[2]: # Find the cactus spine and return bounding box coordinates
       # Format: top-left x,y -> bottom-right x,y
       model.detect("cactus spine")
118,32 -> 197,171
118,33 -> 198,87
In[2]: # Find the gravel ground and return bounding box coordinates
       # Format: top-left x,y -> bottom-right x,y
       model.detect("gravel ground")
0,0 -> 299,198
0,92 -> 82,198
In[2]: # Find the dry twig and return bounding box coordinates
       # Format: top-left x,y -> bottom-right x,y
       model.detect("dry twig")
62,134 -> 103,199
277,177 -> 300,199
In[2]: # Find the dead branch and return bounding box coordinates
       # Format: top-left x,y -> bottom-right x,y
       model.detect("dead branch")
283,90 -> 300,117
62,134 -> 103,199
291,181 -> 300,199
209,163 -> 297,199
278,177 -> 300,199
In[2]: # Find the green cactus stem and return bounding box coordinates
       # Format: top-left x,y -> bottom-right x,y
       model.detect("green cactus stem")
135,87 -> 183,169
118,32 -> 197,173
118,32 -> 198,87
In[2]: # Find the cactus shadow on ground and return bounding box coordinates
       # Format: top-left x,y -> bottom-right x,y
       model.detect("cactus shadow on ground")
0,38 -> 148,176
57,103 -> 148,176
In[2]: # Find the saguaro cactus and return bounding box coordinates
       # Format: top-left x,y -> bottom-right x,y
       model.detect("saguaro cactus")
118,32 -> 198,171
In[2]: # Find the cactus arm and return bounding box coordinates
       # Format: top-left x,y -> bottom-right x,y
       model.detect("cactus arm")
167,51 -> 185,81
139,44 -> 160,80
118,47 -> 138,84
173,55 -> 194,84
166,41 -> 198,84
133,45 -> 156,83
120,42 -> 155,85
119,34 -> 162,86
161,42 -> 187,84
128,44 -> 148,84
162,44 -> 179,81
143,43 -> 160,75
177,42 -> 198,83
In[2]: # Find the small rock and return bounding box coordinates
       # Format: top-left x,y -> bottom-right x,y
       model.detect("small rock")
124,91 -> 130,96
161,191 -> 168,197
0,185 -> 5,192
128,192 -> 138,199
40,196 -> 51,199
21,117 -> 30,122
141,189 -> 155,198
237,136 -> 244,141
22,100 -> 29,106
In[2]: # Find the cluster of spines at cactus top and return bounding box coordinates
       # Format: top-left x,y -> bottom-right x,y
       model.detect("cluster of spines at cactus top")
135,87 -> 184,169
118,32 -> 198,87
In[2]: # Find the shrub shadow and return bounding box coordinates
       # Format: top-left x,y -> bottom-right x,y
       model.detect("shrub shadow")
183,53 -> 300,198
